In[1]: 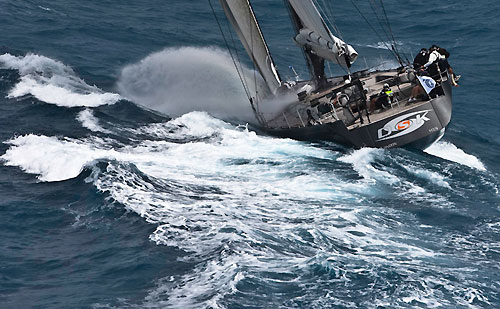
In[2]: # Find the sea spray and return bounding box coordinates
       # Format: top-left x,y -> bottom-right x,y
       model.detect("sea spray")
116,47 -> 266,123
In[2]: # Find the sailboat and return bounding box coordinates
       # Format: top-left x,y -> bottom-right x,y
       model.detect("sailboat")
213,0 -> 453,149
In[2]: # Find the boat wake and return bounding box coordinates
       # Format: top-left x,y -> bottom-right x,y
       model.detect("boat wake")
1,109 -> 497,307
425,141 -> 486,171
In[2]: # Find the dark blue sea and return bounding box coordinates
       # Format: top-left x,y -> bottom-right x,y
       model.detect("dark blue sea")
1,0 -> 499,308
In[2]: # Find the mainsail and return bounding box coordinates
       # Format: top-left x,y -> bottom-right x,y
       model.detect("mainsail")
287,0 -> 358,68
219,0 -> 282,95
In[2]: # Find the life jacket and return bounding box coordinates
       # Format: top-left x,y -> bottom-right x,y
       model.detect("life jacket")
381,88 -> 393,105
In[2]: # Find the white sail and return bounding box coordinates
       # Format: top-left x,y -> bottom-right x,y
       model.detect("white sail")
219,0 -> 282,95
288,0 -> 358,67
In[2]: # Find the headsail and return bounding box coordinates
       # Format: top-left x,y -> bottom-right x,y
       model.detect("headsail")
287,0 -> 358,68
219,0 -> 282,95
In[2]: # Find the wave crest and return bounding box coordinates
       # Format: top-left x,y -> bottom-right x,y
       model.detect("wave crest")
0,53 -> 120,107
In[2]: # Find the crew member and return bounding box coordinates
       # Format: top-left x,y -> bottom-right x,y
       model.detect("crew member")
370,83 -> 393,112
422,45 -> 459,87
413,48 -> 429,70
431,44 -> 450,59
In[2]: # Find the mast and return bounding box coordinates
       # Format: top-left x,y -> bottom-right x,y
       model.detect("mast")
285,0 -> 358,86
219,0 -> 283,95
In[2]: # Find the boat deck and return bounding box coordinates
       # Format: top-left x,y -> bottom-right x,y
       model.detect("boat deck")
263,68 -> 433,131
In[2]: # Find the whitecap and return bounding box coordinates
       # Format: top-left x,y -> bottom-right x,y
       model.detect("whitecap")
0,53 -> 121,107
76,109 -> 111,133
363,41 -> 405,50
1,135 -> 114,182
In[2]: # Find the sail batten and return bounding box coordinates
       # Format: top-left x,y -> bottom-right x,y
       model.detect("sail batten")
219,0 -> 282,95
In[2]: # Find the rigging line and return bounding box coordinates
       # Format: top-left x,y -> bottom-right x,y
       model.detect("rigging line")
314,0 -> 350,75
322,0 -> 355,75
349,1 -> 393,50
368,0 -> 391,42
370,0 -> 406,66
314,0 -> 344,41
379,0 -> 410,64
349,0 -> 400,62
368,0 -> 401,66
324,0 -> 350,74
351,0 -> 391,50
378,0 -> 397,45
208,0 -> 252,100
370,0 -> 405,66
324,0 -> 340,38
283,0 -> 312,80
315,0 -> 339,38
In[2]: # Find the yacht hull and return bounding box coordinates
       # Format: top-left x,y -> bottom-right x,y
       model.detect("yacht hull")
264,81 -> 452,150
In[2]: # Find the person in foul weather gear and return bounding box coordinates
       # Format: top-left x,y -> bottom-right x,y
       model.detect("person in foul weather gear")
413,48 -> 429,70
370,83 -> 393,112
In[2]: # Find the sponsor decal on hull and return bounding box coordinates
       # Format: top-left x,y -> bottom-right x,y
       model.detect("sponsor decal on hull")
377,110 -> 431,141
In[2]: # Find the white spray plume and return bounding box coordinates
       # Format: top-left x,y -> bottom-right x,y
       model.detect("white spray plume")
117,46 -> 273,124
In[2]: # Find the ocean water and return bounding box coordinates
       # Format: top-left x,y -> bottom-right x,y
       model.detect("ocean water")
1,0 -> 499,308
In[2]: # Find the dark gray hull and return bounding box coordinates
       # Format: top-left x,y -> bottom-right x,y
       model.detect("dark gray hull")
264,81 -> 453,150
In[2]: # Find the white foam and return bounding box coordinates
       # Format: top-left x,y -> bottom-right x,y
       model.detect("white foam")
116,47 -> 264,123
1,135 -> 116,181
0,53 -> 121,107
1,112 -> 334,186
37,5 -> 51,11
404,165 -> 451,189
1,111 -> 486,308
424,141 -> 486,171
76,109 -> 111,133
338,147 -> 399,185
145,254 -> 245,308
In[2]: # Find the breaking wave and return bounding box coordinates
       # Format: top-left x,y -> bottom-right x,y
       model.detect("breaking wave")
0,53 -> 121,107
76,109 -> 111,133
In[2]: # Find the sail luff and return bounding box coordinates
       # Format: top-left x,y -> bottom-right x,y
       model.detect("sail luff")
219,0 -> 282,95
